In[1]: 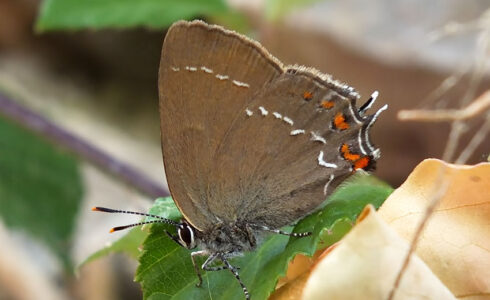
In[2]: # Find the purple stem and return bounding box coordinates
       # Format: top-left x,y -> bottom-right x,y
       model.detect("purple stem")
0,92 -> 169,199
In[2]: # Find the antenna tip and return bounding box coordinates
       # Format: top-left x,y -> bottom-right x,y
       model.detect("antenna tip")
109,228 -> 115,233
91,207 -> 98,211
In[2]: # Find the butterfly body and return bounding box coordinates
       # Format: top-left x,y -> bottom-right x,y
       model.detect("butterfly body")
196,222 -> 257,254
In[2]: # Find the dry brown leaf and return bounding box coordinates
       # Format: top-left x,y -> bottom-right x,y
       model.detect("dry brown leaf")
270,271 -> 311,300
301,205 -> 455,300
275,253 -> 316,289
271,247 -> 329,299
378,159 -> 490,299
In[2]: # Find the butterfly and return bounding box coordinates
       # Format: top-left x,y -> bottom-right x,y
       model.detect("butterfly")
94,20 -> 387,299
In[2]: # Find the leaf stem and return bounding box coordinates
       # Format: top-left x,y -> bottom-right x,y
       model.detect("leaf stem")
0,91 -> 169,199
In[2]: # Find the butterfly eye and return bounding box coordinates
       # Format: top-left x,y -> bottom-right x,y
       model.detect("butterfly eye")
178,223 -> 196,249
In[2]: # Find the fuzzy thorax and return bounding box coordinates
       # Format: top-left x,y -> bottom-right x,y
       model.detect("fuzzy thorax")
195,222 -> 258,254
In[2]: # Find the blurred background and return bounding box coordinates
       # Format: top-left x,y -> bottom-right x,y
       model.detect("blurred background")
0,0 -> 488,299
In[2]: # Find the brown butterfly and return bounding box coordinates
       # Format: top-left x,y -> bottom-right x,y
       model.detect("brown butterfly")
94,20 -> 387,299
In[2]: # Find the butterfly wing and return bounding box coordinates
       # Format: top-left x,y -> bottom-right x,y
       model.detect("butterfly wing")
159,20 -> 283,231
211,66 -> 384,229
159,21 -> 384,231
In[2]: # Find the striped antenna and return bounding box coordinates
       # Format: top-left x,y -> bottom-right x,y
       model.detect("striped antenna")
109,220 -> 168,233
92,206 -> 179,233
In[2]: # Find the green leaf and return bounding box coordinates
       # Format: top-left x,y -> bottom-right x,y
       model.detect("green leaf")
79,227 -> 148,269
209,11 -> 251,34
80,197 -> 181,269
135,174 -> 393,299
36,0 -> 229,31
145,197 -> 183,222
265,0 -> 323,21
0,116 -> 83,269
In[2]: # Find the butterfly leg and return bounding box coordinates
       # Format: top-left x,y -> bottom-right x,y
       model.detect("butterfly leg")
220,255 -> 250,300
202,252 -> 240,271
245,224 -> 257,248
203,264 -> 227,271
254,225 -> 311,237
190,250 -> 210,287
164,230 -> 183,246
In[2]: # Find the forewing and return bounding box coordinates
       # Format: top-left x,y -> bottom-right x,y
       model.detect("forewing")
159,21 -> 283,231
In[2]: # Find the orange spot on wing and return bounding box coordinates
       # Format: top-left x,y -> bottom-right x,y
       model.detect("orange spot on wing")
321,100 -> 334,109
347,152 -> 360,161
340,143 -> 372,170
354,156 -> 370,170
341,144 -> 349,154
333,113 -> 349,130
346,153 -> 361,161
303,91 -> 313,100
341,143 -> 361,161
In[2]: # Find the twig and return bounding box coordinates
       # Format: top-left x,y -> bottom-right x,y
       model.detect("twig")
427,8 -> 490,41
442,121 -> 468,162
389,14 -> 490,300
459,30 -> 489,106
455,113 -> 490,164
428,20 -> 480,41
387,165 -> 450,300
0,91 -> 169,199
398,90 -> 490,122
422,71 -> 464,108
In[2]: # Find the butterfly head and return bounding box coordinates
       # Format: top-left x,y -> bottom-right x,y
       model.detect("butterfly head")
92,206 -> 198,249
176,220 -> 197,249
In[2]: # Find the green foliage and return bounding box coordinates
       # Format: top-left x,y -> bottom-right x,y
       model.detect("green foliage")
79,227 -> 148,269
265,0 -> 323,21
0,116 -> 83,269
36,0 -> 229,31
81,197 -> 181,269
145,197 -> 182,222
135,174 -> 393,299
209,11 -> 251,34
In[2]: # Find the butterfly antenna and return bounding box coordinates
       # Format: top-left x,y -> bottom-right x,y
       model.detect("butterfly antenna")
92,206 -> 179,229
109,220 -> 169,233
359,90 -> 379,115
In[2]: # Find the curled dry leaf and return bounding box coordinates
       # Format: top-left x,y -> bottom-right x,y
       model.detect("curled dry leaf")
271,247 -> 328,300
270,220 -> 352,300
302,205 -> 455,300
378,159 -> 490,299
270,271 -> 311,300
